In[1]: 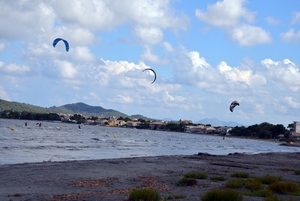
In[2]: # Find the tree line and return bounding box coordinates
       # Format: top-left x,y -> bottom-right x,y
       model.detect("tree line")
0,110 -> 62,121
229,122 -> 288,139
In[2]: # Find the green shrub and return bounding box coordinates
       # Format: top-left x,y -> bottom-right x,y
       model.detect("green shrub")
294,170 -> 300,175
177,177 -> 197,186
129,188 -> 161,201
258,174 -> 282,184
264,195 -> 299,201
222,168 -> 230,173
226,179 -> 245,188
14,193 -> 22,197
242,189 -> 273,197
162,194 -> 186,200
184,171 -> 208,179
282,168 -> 292,172
231,172 -> 249,178
210,175 -> 226,181
268,181 -> 300,195
201,189 -> 242,201
245,179 -> 263,191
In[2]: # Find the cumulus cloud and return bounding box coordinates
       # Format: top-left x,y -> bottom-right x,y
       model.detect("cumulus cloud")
54,60 -> 78,79
280,29 -> 300,43
218,61 -> 266,87
139,45 -> 169,65
72,46 -> 96,62
261,58 -> 300,91
0,62 -> 31,75
229,24 -> 272,46
284,97 -> 300,109
195,0 -> 272,46
0,0 -> 189,59
133,26 -> 163,45
173,49 -> 221,90
195,0 -> 255,28
52,0 -> 188,46
172,48 -> 266,93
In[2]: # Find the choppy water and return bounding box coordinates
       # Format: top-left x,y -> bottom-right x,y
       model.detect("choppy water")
0,119 -> 299,165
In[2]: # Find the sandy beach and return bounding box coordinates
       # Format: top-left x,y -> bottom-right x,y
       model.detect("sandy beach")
1,152 -> 300,201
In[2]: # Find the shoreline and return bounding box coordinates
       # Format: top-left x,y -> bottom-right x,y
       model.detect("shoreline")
1,152 -> 300,201
1,136 -> 299,166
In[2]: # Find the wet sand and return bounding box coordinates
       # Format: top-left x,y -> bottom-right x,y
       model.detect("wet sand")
1,152 -> 300,201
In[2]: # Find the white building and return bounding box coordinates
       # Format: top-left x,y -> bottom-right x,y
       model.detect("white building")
293,121 -> 300,133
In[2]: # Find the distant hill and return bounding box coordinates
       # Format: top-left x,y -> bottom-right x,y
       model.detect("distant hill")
197,118 -> 243,127
130,114 -> 155,121
0,99 -> 137,119
0,99 -> 52,113
49,102 -> 129,118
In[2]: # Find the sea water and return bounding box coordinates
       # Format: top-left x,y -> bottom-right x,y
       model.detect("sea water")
0,119 -> 299,165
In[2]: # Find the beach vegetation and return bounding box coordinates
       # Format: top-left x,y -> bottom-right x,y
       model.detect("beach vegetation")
210,175 -> 226,181
231,171 -> 250,178
13,193 -> 22,197
242,188 -> 273,197
128,188 -> 161,201
294,170 -> 300,175
184,171 -> 208,179
257,174 -> 282,184
245,178 -> 263,191
226,178 -> 245,188
268,181 -> 300,195
200,188 -> 242,201
177,171 -> 208,186
282,168 -> 292,172
264,195 -> 299,201
222,167 -> 230,172
162,194 -> 186,200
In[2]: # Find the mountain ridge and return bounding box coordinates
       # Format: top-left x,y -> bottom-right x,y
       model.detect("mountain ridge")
0,99 -> 154,120
0,99 -> 243,126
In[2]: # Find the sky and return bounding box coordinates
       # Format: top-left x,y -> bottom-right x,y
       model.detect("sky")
0,0 -> 300,126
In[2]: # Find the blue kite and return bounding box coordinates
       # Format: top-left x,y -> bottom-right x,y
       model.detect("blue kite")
53,38 -> 69,52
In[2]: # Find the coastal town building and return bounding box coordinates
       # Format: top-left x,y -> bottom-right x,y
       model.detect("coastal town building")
293,121 -> 300,133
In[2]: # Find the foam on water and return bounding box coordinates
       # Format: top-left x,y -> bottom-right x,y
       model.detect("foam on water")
0,119 -> 299,165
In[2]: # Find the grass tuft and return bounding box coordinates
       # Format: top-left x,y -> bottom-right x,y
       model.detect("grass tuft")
162,194 -> 186,200
257,174 -> 282,184
264,195 -> 299,201
129,188 -> 161,201
245,179 -> 263,191
14,193 -> 22,197
242,189 -> 273,197
231,171 -> 250,178
201,188 -> 242,201
268,181 -> 300,195
184,171 -> 208,179
210,175 -> 226,181
177,177 -> 197,186
294,170 -> 300,175
226,178 -> 245,188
